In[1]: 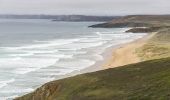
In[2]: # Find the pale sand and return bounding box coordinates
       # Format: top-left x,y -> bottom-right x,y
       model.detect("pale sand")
103,33 -> 156,69
52,33 -> 156,80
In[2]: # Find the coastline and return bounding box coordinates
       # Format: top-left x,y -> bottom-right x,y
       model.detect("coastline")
14,31 -> 153,99
80,32 -> 154,73
14,32 -> 152,99
52,32 -> 152,81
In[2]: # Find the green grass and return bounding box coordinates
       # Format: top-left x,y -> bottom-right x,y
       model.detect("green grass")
137,42 -> 170,60
136,28 -> 170,60
15,57 -> 170,100
151,28 -> 170,42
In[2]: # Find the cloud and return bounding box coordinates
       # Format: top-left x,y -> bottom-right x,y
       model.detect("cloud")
0,0 -> 169,15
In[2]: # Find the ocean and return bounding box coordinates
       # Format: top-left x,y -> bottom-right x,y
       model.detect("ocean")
0,19 -> 146,99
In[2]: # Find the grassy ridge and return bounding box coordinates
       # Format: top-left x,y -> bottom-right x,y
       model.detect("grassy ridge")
15,57 -> 170,100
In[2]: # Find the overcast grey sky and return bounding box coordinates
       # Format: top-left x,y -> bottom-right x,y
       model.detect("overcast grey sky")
0,0 -> 169,15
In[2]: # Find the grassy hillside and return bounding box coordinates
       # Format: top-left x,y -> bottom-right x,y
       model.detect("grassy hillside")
15,57 -> 170,100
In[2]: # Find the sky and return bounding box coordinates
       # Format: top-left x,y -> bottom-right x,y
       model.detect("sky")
0,0 -> 170,15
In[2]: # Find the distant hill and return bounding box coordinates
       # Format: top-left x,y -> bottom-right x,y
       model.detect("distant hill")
89,15 -> 170,28
0,15 -> 119,22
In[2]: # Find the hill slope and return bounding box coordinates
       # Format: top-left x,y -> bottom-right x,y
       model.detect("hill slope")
89,15 -> 170,28
15,57 -> 170,100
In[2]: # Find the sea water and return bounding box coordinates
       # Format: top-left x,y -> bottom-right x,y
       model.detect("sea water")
0,19 -> 146,99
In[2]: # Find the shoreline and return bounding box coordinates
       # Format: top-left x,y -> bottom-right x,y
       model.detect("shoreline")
52,32 -> 152,81
15,32 -> 152,99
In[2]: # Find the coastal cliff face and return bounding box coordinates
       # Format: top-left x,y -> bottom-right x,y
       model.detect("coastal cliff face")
15,81 -> 61,100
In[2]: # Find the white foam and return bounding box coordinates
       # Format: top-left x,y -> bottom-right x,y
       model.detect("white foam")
0,95 -> 19,100
5,95 -> 19,100
2,39 -> 80,50
32,54 -> 73,59
14,67 -> 40,75
56,41 -> 106,50
0,57 -> 58,74
92,54 -> 104,61
0,88 -> 34,94
9,53 -> 34,57
8,50 -> 59,57
55,59 -> 96,70
26,49 -> 59,54
0,79 -> 15,89
79,37 -> 101,43
39,69 -> 73,76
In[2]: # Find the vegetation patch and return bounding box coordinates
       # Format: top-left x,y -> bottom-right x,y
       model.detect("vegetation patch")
15,57 -> 170,100
137,43 -> 170,60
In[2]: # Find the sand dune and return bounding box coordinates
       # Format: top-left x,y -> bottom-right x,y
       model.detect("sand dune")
104,33 -> 156,68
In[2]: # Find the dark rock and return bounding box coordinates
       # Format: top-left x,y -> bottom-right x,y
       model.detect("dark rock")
126,27 -> 161,33
89,22 -> 152,28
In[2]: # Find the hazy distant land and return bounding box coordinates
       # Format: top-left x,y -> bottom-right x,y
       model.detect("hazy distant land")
0,15 -> 119,22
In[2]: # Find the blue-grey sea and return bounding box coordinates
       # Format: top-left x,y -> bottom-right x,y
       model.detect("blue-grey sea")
0,19 -> 146,99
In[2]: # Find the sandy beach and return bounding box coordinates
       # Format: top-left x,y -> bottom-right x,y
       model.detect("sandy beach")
103,32 -> 156,69
48,33 -> 149,81
55,32 -> 155,80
